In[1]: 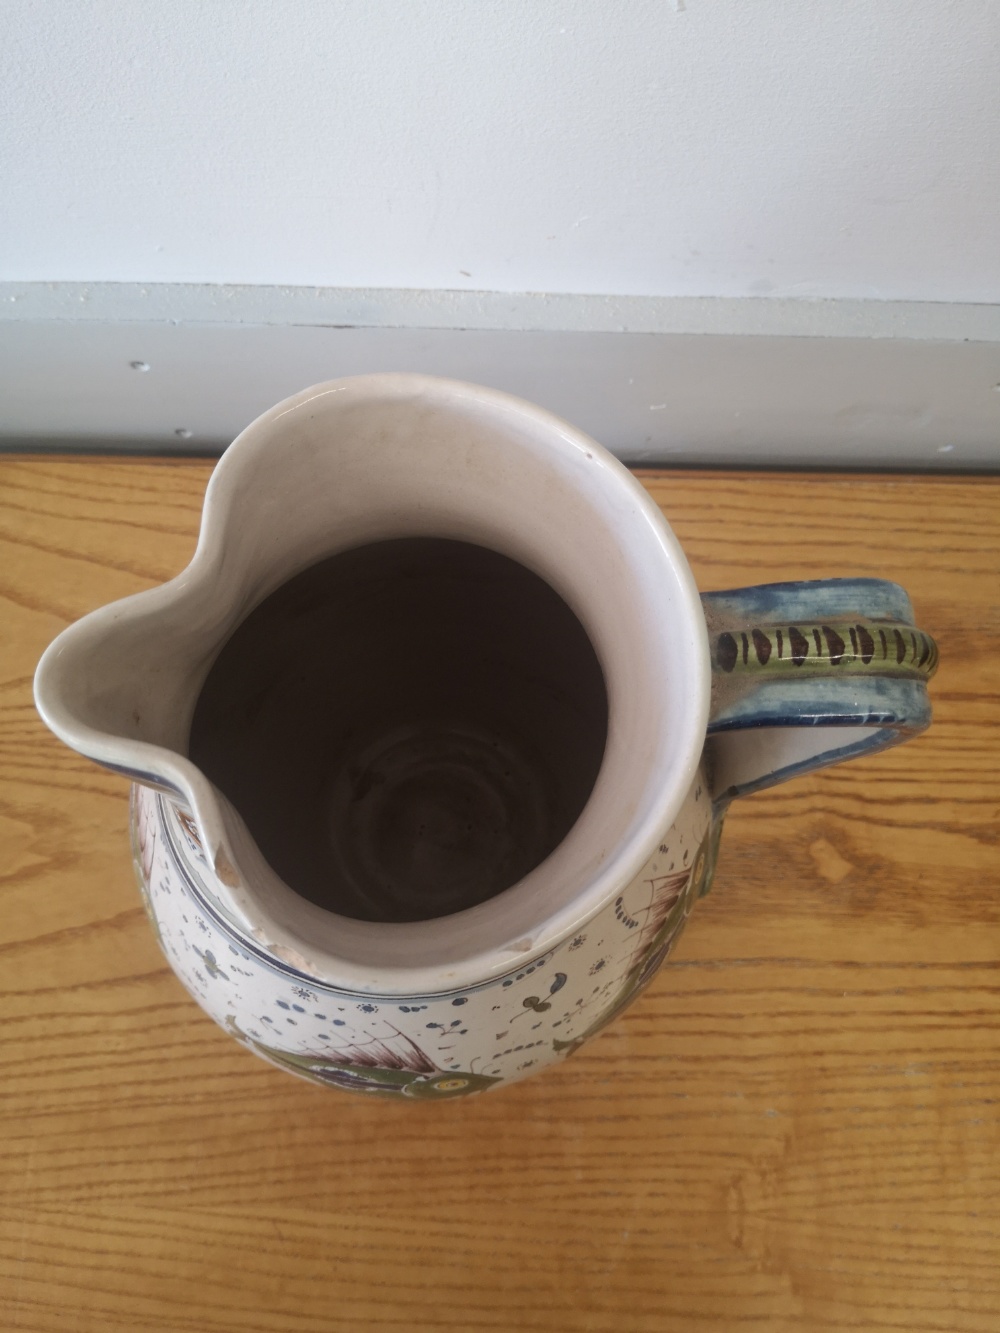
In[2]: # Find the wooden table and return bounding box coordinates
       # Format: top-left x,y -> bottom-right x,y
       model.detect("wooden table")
2,459 -> 998,1332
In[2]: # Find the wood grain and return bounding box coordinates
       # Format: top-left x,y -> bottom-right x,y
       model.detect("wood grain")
1,458 -> 997,1332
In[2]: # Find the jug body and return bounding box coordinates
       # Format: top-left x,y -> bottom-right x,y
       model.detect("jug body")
132,773 -> 717,1096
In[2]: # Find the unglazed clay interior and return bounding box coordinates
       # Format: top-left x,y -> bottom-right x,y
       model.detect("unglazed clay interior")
189,538 -> 609,923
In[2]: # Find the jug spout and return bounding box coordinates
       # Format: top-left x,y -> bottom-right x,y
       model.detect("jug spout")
33,575 -> 248,906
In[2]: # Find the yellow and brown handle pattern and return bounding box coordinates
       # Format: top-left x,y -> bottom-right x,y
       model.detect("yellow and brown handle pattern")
702,579 -> 938,802
713,620 -> 939,680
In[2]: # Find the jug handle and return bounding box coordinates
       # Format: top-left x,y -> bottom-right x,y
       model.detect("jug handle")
701,578 -> 938,805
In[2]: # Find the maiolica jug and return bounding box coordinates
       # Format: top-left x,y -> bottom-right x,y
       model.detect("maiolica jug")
35,376 -> 938,1099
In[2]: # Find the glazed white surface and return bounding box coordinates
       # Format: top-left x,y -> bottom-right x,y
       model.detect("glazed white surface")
133,773 -> 714,1095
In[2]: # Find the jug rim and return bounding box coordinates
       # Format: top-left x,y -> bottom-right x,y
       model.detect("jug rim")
35,374 -> 711,994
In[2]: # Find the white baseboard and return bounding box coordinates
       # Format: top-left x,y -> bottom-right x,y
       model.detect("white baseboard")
2,283 -> 998,467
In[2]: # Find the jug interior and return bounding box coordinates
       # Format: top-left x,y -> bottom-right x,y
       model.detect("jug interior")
189,538 -> 609,923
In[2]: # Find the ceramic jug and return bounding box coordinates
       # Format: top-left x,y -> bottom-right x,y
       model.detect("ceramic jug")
34,375 -> 938,1098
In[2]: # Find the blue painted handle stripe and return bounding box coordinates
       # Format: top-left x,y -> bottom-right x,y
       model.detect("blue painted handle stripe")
702,579 -> 935,803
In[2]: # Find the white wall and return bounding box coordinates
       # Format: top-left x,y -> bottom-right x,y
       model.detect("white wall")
3,0 -> 999,302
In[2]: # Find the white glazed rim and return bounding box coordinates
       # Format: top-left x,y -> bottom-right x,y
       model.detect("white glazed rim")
35,375 -> 710,995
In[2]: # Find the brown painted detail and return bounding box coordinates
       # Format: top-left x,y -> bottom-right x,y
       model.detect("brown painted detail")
822,626 -> 846,664
752,628 -> 771,665
717,632 -> 738,672
214,846 -> 241,889
789,627 -> 809,665
709,620 -> 938,681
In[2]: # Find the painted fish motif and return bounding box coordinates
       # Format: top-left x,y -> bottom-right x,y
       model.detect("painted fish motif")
225,1017 -> 500,1098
